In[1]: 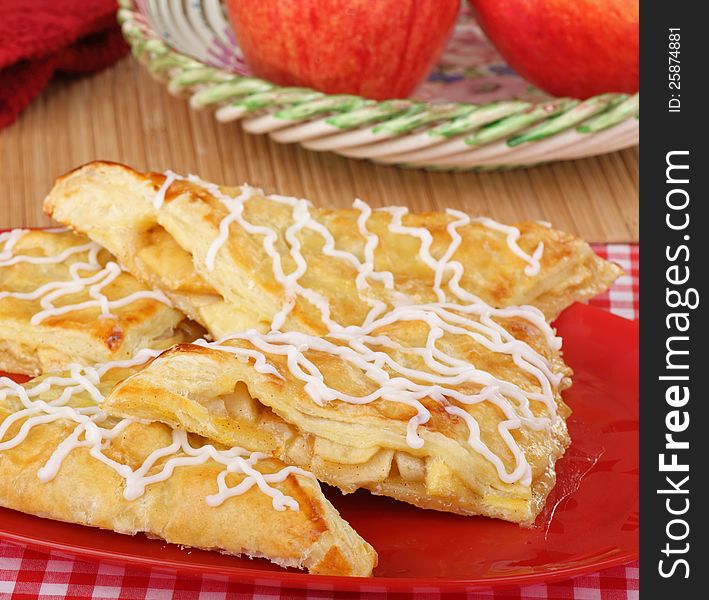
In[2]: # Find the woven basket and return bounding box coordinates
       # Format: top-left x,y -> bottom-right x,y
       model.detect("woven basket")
118,0 -> 639,171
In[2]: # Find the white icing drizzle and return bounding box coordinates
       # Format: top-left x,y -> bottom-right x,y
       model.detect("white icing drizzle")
204,184 -> 257,271
381,206 -> 441,291
153,170 -> 179,210
187,175 -> 389,332
2,220 -> 562,490
0,230 -> 173,324
198,300 -> 562,487
0,229 -> 29,262
352,198 -> 396,291
207,456 -> 313,509
444,404 -> 532,484
159,174 -> 548,328
0,349 -> 311,511
0,228 -> 96,268
144,172 -> 566,486
472,216 -> 544,276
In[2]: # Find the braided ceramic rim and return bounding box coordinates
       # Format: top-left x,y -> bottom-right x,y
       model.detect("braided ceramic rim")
117,0 -> 639,171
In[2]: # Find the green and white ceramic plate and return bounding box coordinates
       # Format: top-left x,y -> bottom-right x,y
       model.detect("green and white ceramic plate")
118,0 -> 639,171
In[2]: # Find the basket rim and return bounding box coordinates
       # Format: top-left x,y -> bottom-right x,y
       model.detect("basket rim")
116,0 -> 638,169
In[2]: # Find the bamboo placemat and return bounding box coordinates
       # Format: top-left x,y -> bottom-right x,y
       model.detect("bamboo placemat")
0,58 -> 637,242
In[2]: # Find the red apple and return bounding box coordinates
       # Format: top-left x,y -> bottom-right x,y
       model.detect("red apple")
470,0 -> 638,99
225,0 -> 460,100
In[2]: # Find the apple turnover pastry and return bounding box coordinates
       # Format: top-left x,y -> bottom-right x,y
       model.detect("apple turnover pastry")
0,229 -> 194,376
0,355 -> 377,576
104,295 -> 572,525
44,161 -> 621,338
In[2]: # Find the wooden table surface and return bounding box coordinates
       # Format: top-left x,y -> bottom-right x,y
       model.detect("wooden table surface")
0,57 -> 638,242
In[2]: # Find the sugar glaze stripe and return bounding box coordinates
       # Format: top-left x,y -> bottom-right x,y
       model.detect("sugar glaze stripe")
0,348 -> 314,511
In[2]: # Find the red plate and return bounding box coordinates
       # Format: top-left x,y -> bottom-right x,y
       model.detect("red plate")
0,302 -> 638,592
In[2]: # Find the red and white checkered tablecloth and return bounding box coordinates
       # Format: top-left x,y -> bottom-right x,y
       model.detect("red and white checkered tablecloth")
0,243 -> 639,600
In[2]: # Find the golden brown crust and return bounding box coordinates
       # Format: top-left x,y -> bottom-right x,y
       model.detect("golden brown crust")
0,229 -> 190,376
105,310 -> 573,526
40,160 -> 611,528
0,369 -> 377,576
43,161 -> 622,339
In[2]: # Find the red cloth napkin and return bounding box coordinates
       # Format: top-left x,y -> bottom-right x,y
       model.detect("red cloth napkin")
0,0 -> 128,129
